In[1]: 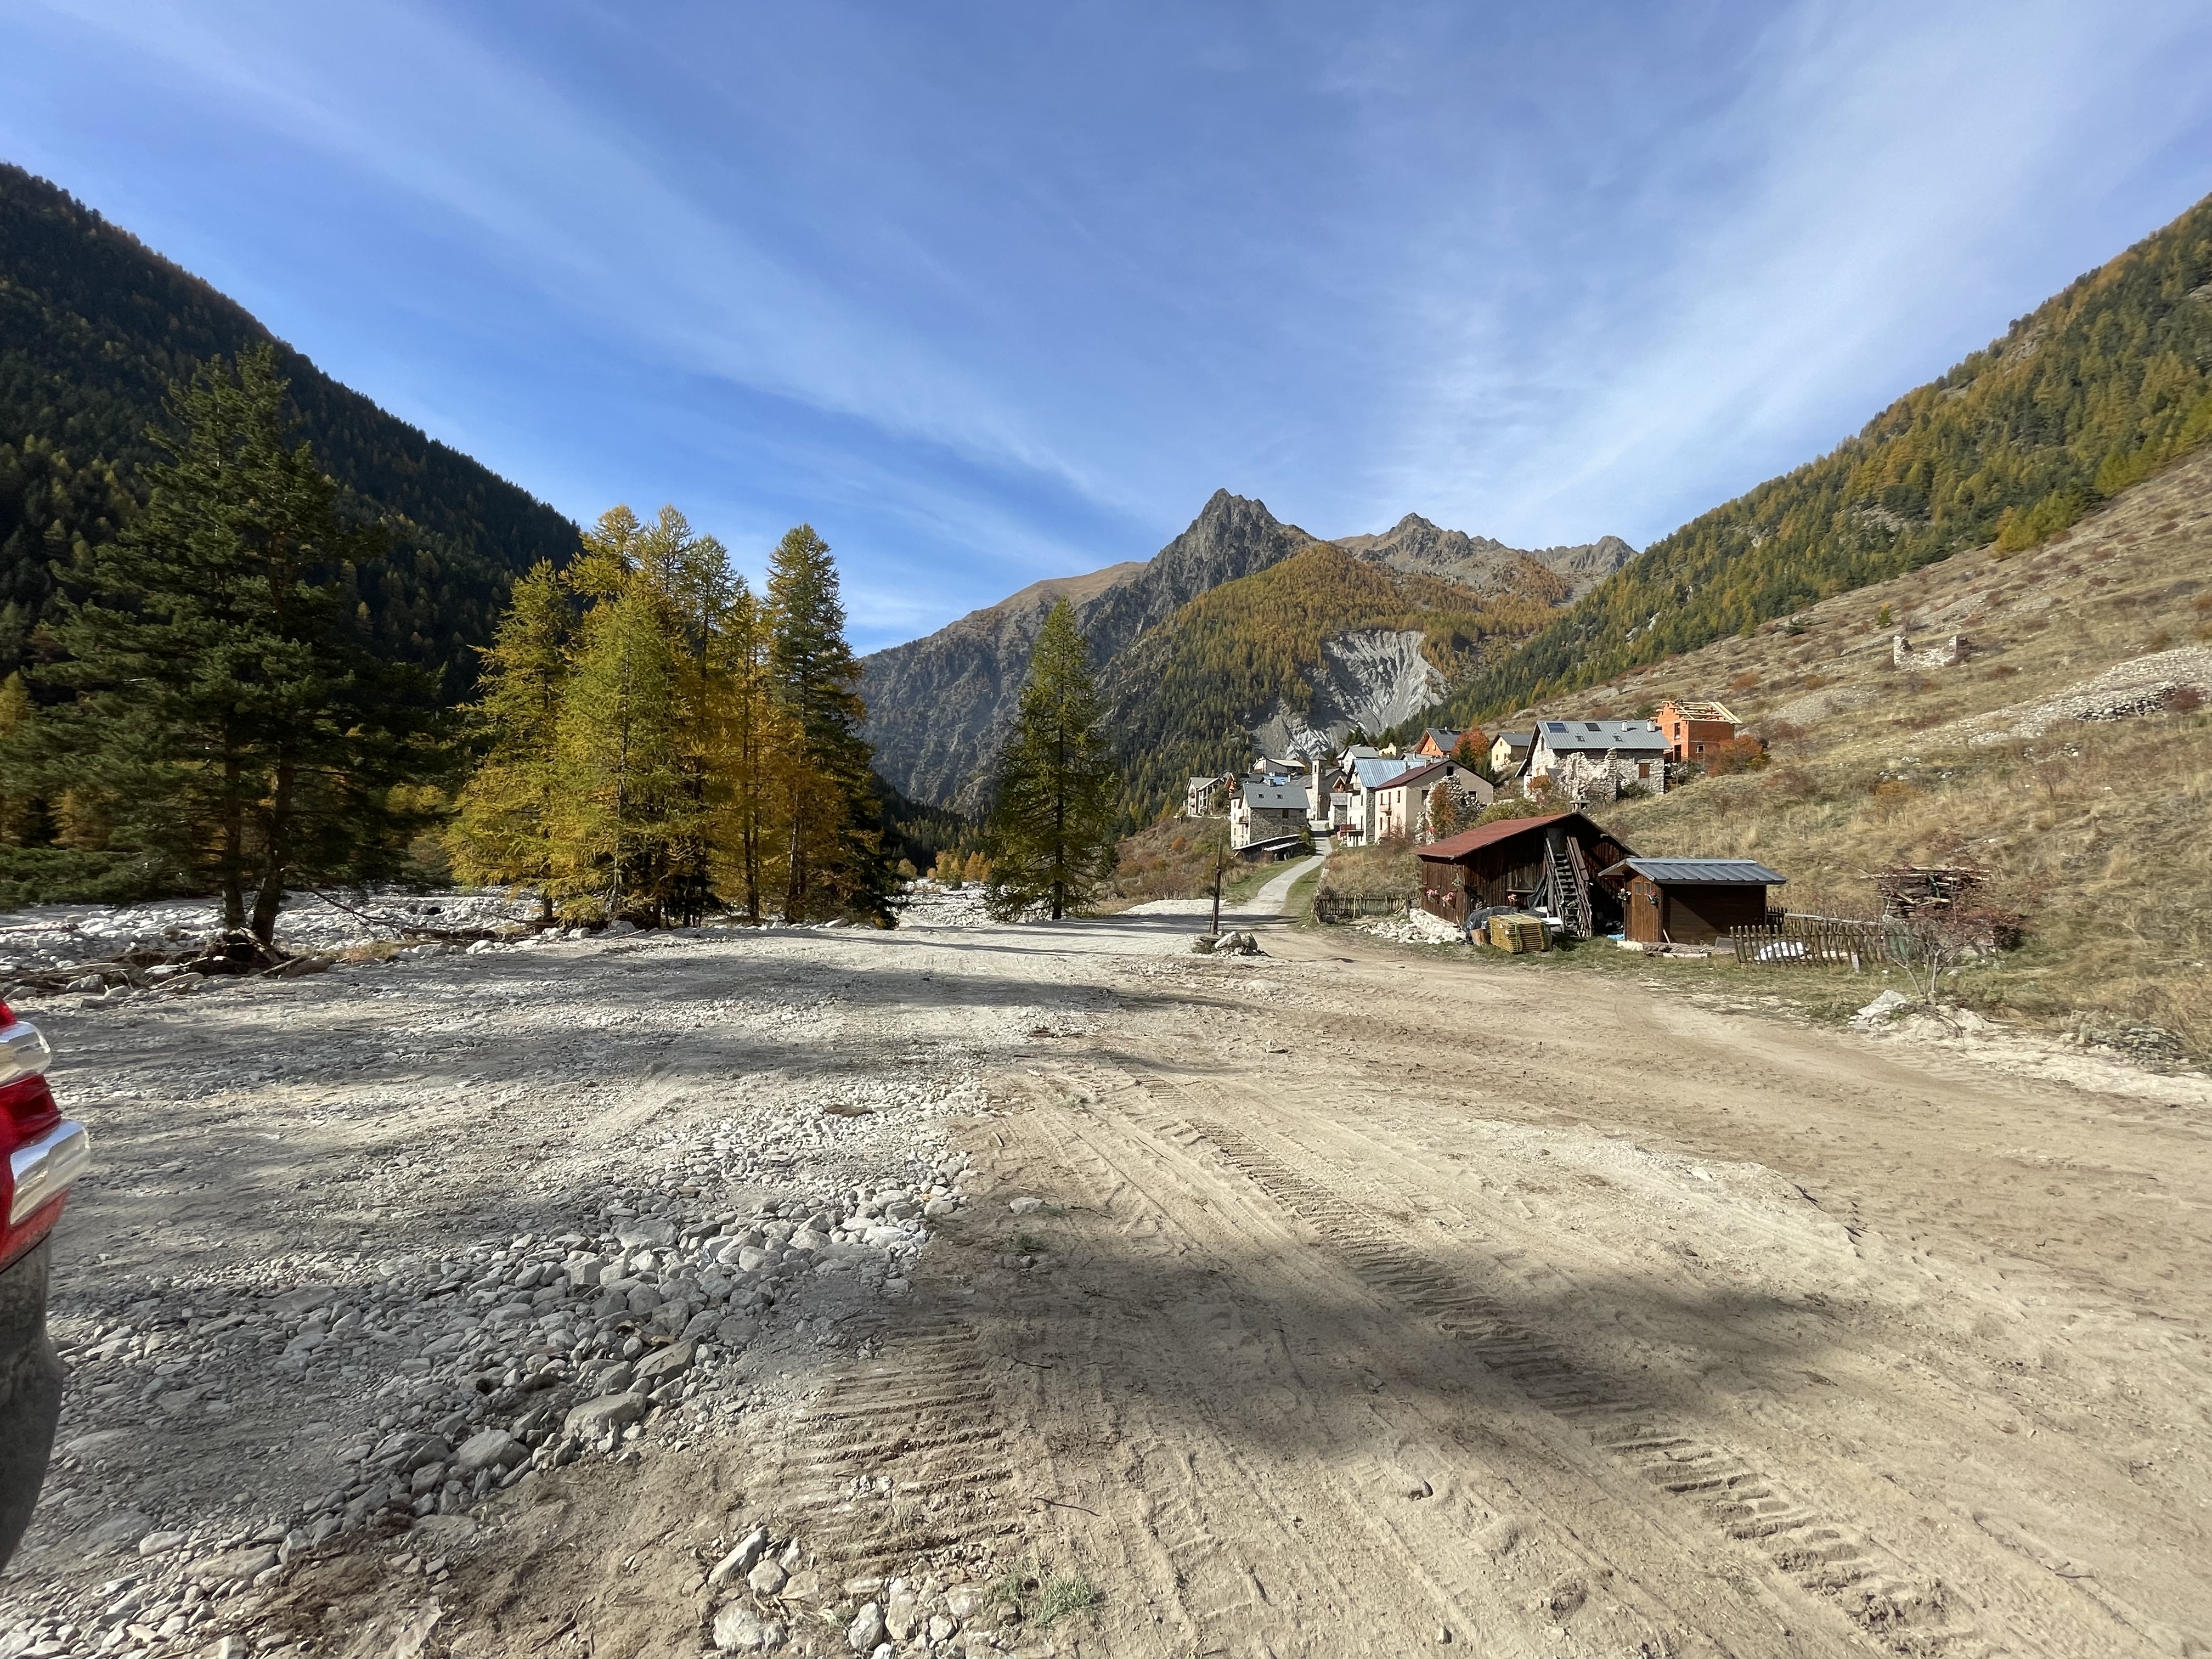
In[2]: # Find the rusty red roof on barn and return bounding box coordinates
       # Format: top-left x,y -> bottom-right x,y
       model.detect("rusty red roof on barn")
1417,810 -> 1631,864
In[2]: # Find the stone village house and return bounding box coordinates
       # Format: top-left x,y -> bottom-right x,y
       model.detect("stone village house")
1229,776 -> 1310,851
1520,719 -> 1669,805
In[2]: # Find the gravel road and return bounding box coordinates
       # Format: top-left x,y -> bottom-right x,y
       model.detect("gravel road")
2,874 -> 2205,1659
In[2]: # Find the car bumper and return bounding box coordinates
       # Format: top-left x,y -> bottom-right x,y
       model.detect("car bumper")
10,1120 -> 90,1229
0,1235 -> 63,1571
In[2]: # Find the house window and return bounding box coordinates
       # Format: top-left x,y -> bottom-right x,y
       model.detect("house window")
1638,761 -> 1650,778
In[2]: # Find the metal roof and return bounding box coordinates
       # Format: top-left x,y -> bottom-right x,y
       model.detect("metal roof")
1535,719 -> 1667,753
1351,756 -> 1421,789
1606,857 -> 1787,885
1375,759 -> 1452,791
1239,781 -> 1309,811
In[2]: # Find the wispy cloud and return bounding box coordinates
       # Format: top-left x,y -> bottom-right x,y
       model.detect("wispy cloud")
1364,0 -> 2212,545
27,0 -> 1114,507
9,0 -> 2211,644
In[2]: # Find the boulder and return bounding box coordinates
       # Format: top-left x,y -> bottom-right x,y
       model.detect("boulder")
562,1392 -> 647,1441
635,1338 -> 697,1386
453,1428 -> 522,1474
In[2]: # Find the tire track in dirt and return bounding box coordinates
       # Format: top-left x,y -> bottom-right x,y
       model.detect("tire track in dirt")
1014,1060 -> 1801,1658
1165,1105 -> 2013,1658
756,1311 -> 1018,1579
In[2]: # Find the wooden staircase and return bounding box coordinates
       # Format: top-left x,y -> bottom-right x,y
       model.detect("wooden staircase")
1544,840 -> 1595,939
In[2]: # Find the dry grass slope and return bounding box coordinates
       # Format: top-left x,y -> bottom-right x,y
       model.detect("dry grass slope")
1539,447 -> 2212,1060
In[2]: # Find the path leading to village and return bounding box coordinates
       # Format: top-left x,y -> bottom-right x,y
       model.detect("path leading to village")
3,873 -> 2207,1659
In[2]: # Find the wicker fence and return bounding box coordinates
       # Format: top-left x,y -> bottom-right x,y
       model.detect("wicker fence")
1313,893 -> 1410,924
1728,915 -> 1912,967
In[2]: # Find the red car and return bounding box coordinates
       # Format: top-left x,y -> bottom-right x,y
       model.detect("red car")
0,1000 -> 91,1569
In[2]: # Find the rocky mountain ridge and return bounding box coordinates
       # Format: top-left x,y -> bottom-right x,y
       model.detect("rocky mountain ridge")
1335,515 -> 1632,598
860,492 -> 1632,808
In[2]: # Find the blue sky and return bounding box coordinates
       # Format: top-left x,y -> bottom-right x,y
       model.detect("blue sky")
7,2 -> 2212,652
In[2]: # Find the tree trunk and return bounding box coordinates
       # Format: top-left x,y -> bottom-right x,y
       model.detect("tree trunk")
248,760 -> 297,947
219,755 -> 246,930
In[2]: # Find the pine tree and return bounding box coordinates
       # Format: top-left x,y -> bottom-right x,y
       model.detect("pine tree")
31,347 -> 441,944
712,574 -> 785,923
550,509 -> 687,924
636,506 -> 732,924
0,672 -> 40,845
766,524 -> 888,922
448,561 -> 570,910
985,601 -> 1118,920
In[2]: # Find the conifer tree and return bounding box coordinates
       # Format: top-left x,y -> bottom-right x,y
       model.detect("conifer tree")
448,561 -> 570,911
0,672 -> 40,845
32,347 -> 439,943
985,601 -> 1117,920
550,508 -> 688,923
766,524 -> 888,922
637,506 -> 732,923
712,574 -> 785,923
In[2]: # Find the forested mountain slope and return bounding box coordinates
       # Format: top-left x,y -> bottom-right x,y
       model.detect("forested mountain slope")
862,490 -> 1630,811
1436,188 -> 2212,728
860,490 -> 1318,806
1107,543 -> 1568,821
0,163 -> 579,692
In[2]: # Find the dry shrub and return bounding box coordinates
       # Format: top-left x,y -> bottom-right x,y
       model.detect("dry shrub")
1107,821 -> 1221,903
2164,686 -> 2205,715
1319,840 -> 1418,902
1703,735 -> 1768,775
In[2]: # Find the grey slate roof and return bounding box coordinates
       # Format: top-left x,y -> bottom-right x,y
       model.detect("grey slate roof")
1537,719 -> 1667,753
1606,857 -> 1787,885
1240,781 -> 1309,812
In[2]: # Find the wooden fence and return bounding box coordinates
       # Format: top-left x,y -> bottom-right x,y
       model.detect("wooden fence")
1313,893 -> 1410,924
1728,915 -> 1912,968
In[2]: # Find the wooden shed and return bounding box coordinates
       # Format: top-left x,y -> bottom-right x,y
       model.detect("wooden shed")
1602,857 -> 1787,945
1415,812 -> 1635,936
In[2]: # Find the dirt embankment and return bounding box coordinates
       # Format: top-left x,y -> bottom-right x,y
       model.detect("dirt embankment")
2,889 -> 2206,1659
1562,445 -> 2212,1060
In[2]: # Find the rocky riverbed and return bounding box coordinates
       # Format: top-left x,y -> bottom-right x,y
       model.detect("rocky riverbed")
0,889 -> 1125,1659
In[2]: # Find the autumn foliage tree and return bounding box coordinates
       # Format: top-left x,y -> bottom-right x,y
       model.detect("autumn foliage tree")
452,509 -> 889,926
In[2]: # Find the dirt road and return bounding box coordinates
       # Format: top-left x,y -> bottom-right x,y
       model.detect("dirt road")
4,883 -> 2206,1659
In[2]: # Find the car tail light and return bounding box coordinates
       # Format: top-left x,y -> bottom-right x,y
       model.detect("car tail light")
0,1002 -> 88,1271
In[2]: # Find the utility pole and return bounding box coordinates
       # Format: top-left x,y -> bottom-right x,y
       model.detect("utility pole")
1210,820 -> 1227,939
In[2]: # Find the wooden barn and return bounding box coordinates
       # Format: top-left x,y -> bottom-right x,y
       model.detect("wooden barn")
1415,811 -> 1635,937
1602,857 -> 1787,945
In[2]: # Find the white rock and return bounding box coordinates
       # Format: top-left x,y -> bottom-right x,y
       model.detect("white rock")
1007,1197 -> 1043,1216
713,1602 -> 786,1652
708,1527 -> 770,1589
747,1558 -> 788,1596
847,1601 -> 887,1652
1853,989 -> 1914,1023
